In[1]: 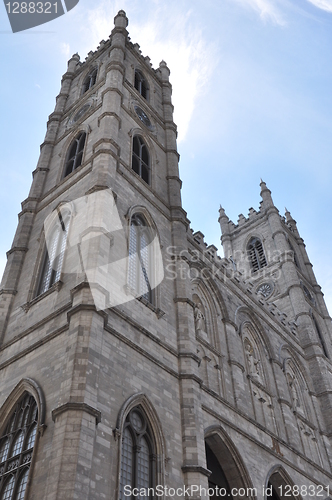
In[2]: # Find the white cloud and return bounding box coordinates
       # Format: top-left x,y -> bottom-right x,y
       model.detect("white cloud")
306,0 -> 332,12
233,0 -> 287,25
61,42 -> 70,57
82,2 -> 216,143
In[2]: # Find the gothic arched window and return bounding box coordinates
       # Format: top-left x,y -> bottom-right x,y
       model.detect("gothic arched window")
0,393 -> 38,500
82,67 -> 97,94
119,406 -> 155,500
128,214 -> 154,304
247,237 -> 267,272
37,209 -> 70,296
132,136 -> 150,185
134,70 -> 149,100
64,132 -> 86,178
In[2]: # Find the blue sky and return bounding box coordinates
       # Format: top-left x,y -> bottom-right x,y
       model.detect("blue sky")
1,0 -> 332,312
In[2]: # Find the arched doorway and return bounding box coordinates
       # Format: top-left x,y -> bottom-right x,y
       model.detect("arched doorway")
266,466 -> 302,500
205,427 -> 256,500
206,443 -> 233,499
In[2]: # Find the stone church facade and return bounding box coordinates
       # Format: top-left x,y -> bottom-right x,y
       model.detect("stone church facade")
1,10 -> 332,500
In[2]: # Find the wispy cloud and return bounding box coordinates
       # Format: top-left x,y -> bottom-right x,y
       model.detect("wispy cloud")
82,1 -> 216,142
233,0 -> 287,25
306,0 -> 332,13
60,42 -> 70,57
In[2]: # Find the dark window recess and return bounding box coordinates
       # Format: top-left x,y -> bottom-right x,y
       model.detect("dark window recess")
0,393 -> 38,500
247,237 -> 267,272
132,136 -> 150,185
64,132 -> 86,177
313,315 -> 329,358
119,406 -> 155,499
205,443 -> 233,500
134,70 -> 149,100
82,68 -> 97,94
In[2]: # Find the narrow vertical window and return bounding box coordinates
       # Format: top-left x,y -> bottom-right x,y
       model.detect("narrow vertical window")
119,407 -> 155,500
247,237 -> 267,272
0,393 -> 38,500
82,67 -> 97,94
37,209 -> 70,297
134,70 -> 149,100
128,214 -> 153,304
64,132 -> 86,178
132,136 -> 150,185
313,315 -> 329,358
288,240 -> 300,268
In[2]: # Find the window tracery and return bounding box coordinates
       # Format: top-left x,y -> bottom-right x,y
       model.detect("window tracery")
119,406 -> 155,499
64,131 -> 86,178
0,393 -> 38,500
132,136 -> 150,185
82,68 -> 97,94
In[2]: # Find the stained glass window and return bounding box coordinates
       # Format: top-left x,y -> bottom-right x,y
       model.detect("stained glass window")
119,407 -> 155,500
0,393 -> 38,499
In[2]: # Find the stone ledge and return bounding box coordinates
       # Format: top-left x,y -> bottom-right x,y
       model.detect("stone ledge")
52,402 -> 101,425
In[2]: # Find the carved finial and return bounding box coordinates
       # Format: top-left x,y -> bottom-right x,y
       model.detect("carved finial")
260,179 -> 274,209
159,60 -> 170,79
114,10 -> 128,28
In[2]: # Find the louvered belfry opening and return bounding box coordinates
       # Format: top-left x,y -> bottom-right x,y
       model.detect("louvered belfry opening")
247,237 -> 267,272
134,70 -> 148,100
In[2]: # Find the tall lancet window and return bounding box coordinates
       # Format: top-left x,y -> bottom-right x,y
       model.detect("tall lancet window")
0,393 -> 38,500
134,70 -> 149,100
82,67 -> 97,94
247,237 -> 267,272
132,136 -> 150,185
119,407 -> 155,499
128,214 -> 153,304
37,209 -> 70,297
64,131 -> 86,178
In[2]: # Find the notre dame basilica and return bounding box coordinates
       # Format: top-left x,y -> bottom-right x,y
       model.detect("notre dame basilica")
1,10 -> 332,500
